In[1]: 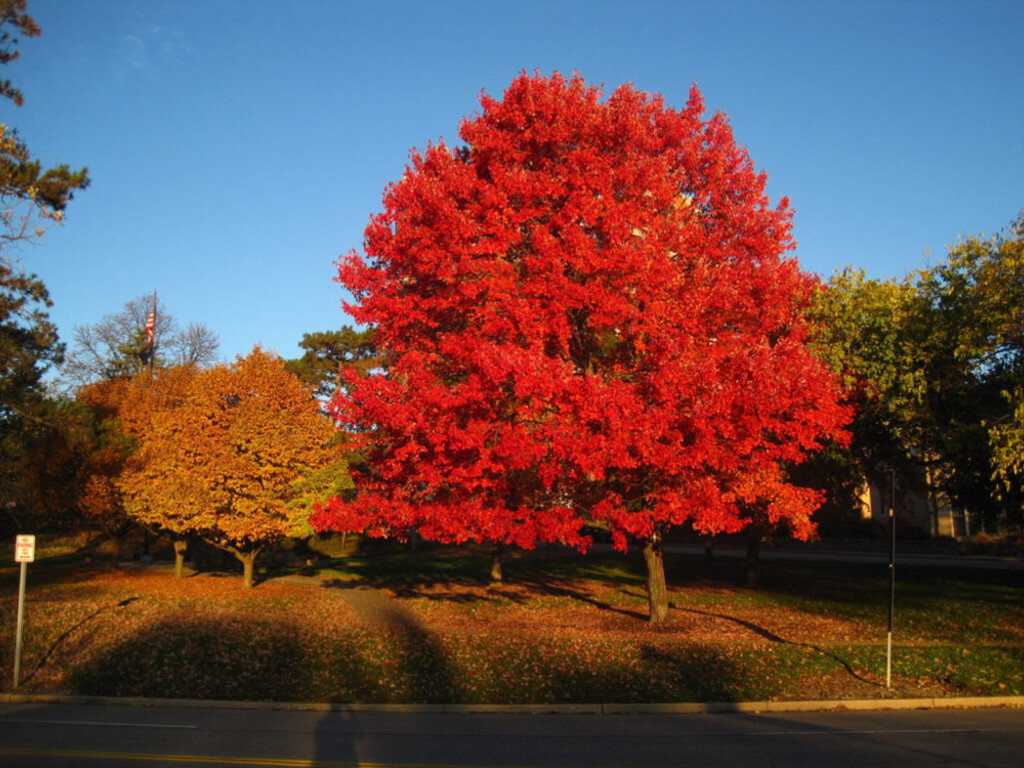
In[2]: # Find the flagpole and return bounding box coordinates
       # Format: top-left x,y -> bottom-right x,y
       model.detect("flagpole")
142,291 -> 158,562
149,290 -> 158,371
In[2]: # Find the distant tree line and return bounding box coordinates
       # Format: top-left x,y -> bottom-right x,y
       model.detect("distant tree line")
812,214 -> 1024,536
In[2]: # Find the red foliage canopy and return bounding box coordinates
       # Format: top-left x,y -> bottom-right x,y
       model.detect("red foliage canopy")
313,73 -> 849,552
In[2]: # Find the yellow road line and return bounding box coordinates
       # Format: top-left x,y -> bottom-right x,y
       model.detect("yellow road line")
0,748 -> 502,768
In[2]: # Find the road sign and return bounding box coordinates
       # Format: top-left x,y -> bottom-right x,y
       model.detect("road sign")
15,535 -> 35,563
13,534 -> 35,688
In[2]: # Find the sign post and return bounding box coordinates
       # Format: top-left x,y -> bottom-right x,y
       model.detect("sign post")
13,534 -> 34,689
886,472 -> 896,689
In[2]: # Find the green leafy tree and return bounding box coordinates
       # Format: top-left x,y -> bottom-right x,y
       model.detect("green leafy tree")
911,213 -> 1023,525
0,263 -> 63,532
0,262 -> 60,420
0,0 -> 37,106
285,326 -> 380,399
991,390 -> 1024,502
813,271 -> 924,461
950,213 -> 1024,516
814,211 -> 1024,531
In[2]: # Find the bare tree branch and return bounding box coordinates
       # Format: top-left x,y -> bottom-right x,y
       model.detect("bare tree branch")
58,294 -> 219,390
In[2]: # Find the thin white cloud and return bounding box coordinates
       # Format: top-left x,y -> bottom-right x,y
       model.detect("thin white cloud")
118,21 -> 188,75
120,34 -> 147,70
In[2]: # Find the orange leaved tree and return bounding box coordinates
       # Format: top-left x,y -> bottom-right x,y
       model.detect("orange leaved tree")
120,349 -> 337,587
115,365 -> 199,577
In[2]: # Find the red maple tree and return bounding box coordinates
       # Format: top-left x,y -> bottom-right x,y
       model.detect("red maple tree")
313,73 -> 850,621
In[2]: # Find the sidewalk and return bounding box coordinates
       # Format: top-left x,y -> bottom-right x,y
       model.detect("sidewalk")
2,691 -> 1023,714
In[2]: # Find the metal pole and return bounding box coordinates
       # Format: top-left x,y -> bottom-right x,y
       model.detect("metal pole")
886,468 -> 896,689
13,560 -> 27,688
150,290 -> 158,371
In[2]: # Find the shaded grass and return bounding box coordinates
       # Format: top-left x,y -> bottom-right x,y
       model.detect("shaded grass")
67,622 -> 785,703
64,627 -> 1024,703
301,541 -> 647,594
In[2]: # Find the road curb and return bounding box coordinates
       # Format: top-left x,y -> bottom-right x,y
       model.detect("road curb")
1,693 -> 1022,715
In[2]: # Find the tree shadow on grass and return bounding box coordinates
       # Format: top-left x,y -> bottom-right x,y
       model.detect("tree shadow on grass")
70,614 -> 314,700
69,602 -> 463,705
345,594 -> 460,704
320,569 -> 649,619
304,543 -> 634,584
315,550 -> 493,599
319,577 -> 506,605
18,597 -> 140,686
0,560 -> 116,594
702,556 -> 1023,610
534,643 -> 756,703
512,578 -> 647,620
682,554 -> 1024,651
312,546 -> 649,613
61,591 -> 774,705
633,644 -> 762,702
674,604 -> 880,687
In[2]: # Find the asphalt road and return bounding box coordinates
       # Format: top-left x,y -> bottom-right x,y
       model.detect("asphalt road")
2,701 -> 1023,767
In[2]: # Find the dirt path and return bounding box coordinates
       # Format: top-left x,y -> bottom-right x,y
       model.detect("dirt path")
333,586 -> 418,628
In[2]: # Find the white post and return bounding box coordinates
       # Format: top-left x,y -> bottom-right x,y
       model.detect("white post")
886,471 -> 896,689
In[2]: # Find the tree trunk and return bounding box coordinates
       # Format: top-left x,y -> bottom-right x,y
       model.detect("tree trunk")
641,532 -> 669,624
231,549 -> 260,588
923,455 -> 944,537
109,536 -> 122,569
704,539 -> 715,571
489,544 -> 503,584
173,539 -> 187,579
745,530 -> 761,587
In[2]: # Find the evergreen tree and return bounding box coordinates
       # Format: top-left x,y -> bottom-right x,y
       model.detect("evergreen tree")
1,0 -> 89,247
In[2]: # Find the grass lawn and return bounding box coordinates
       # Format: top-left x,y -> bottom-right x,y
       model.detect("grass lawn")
1,537 -> 1021,704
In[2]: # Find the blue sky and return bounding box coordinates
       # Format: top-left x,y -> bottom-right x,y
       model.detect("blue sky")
7,0 -> 1023,364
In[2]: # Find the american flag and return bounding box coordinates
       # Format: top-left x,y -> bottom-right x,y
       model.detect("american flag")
145,311 -> 155,346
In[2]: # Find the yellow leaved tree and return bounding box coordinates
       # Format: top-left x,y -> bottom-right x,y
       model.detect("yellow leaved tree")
119,348 -> 339,587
